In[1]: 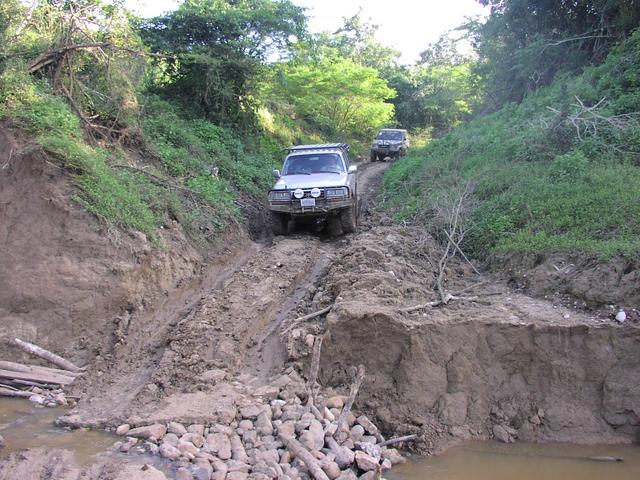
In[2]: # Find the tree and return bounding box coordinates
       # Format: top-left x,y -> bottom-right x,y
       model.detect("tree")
139,0 -> 306,127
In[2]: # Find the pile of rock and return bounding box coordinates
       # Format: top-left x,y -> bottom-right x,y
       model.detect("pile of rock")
27,386 -> 69,408
114,385 -> 407,480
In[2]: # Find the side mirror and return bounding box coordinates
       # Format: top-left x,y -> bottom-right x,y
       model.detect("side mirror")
348,165 -> 357,174
272,169 -> 281,179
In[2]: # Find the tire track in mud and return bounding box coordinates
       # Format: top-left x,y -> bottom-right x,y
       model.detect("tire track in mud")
63,161 -> 390,426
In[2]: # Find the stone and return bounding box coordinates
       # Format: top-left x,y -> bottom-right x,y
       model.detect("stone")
255,411 -> 273,436
251,461 -> 278,477
227,460 -> 250,473
349,425 -> 365,443
176,468 -> 194,480
277,420 -> 296,438
381,448 -> 405,465
356,416 -> 379,437
159,442 -> 181,460
201,368 -> 227,383
188,424 -> 206,436
226,473 -> 248,480
381,458 -> 392,470
323,407 -> 335,422
355,442 -> 380,460
128,424 -> 167,440
28,394 -> 45,405
253,385 -> 280,401
164,433 -> 180,446
168,422 -> 188,436
309,420 -> 325,450
360,435 -> 377,444
336,471 -> 358,480
178,441 -> 200,456
359,472 -> 377,480
325,396 -> 345,409
529,414 -> 541,425
240,404 -> 263,419
355,451 -> 379,472
116,424 -> 130,436
247,474 -> 270,480
320,458 -> 341,480
211,458 -> 228,476
493,424 -> 514,443
271,374 -> 291,388
146,442 -> 160,455
231,434 -> 250,463
209,433 -> 232,460
193,459 -> 213,480
190,433 -> 205,448
239,420 -> 254,431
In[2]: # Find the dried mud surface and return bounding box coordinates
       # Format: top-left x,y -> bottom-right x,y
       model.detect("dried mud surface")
1,126 -> 639,479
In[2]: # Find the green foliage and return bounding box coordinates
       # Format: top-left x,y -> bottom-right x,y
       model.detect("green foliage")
140,0 -> 306,126
384,30 -> 640,260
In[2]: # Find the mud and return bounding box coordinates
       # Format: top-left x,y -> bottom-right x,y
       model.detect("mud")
1,130 -> 639,479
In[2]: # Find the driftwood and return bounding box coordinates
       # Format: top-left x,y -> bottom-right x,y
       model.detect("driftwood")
282,305 -> 333,335
325,435 -> 355,469
280,434 -> 330,480
0,387 -> 33,398
306,335 -> 323,406
335,365 -> 366,436
0,360 -> 80,378
0,368 -> 74,386
13,338 -> 82,373
377,434 -> 418,447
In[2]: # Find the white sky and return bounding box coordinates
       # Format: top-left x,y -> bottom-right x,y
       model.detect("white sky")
128,0 -> 489,64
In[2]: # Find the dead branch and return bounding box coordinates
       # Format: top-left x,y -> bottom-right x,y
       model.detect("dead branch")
281,305 -> 333,335
334,365 -> 366,436
13,338 -> 82,373
0,360 -> 80,378
306,335 -> 323,406
0,368 -> 74,386
279,434 -> 330,480
376,434 -> 418,447
0,387 -> 33,399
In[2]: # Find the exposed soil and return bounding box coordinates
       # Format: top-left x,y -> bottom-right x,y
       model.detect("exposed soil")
1,123 -> 639,479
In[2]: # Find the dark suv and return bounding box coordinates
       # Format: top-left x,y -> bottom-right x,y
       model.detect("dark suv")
370,129 -> 410,161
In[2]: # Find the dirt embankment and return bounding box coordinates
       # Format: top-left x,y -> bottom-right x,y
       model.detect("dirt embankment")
313,227 -> 640,453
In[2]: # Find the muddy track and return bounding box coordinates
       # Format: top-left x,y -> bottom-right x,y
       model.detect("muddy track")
62,160 -> 390,427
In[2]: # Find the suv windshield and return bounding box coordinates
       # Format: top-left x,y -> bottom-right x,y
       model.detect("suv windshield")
377,130 -> 403,141
282,153 -> 344,175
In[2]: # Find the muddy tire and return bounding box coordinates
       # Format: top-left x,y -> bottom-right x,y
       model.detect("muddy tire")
370,152 -> 377,162
326,216 -> 343,237
270,212 -> 288,236
340,204 -> 358,234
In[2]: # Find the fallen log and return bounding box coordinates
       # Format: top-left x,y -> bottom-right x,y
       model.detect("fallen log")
13,338 -> 82,373
0,368 -> 74,386
0,360 -> 80,378
0,387 -> 33,398
280,434 -> 330,480
282,305 -> 333,335
377,434 -> 417,448
325,435 -> 355,469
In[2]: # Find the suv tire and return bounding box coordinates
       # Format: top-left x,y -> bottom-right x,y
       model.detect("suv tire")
270,212 -> 288,236
340,204 -> 357,233
370,152 -> 377,162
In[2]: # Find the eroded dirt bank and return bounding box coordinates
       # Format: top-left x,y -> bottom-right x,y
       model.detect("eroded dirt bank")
314,226 -> 640,453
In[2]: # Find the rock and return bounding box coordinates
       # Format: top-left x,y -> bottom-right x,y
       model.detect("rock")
325,396 -> 345,409
349,425 -> 365,443
359,472 -> 377,480
128,424 -> 167,440
146,442 -> 160,455
190,434 -> 205,448
251,461 -> 278,477
240,404 -> 263,419
116,424 -> 130,436
231,433 -> 250,463
176,468 -> 194,480
360,435 -> 377,445
0,434 -> 4,447
381,458 -> 392,470
381,448 -> 405,465
355,451 -> 379,472
226,473 -> 248,480
213,424 -> 234,435
271,374 -> 291,388
615,310 -> 627,322
255,411 -> 273,436
320,458 -> 342,479
211,458 -> 228,475
194,459 -> 213,480
247,474 -> 271,480
168,422 -> 188,436
227,460 -> 250,473
188,424 -> 206,436
253,385 -> 280,401
493,424 -> 514,443
355,442 -> 380,460
164,433 -> 180,446
323,407 -> 335,422
529,414 -> 541,425
160,442 -> 181,460
336,470 -> 358,480
28,394 -> 45,405
356,416 -> 379,437
178,440 -> 200,456
239,419 -> 254,431
309,420 -> 325,450
201,369 -> 227,383
277,420 -> 296,438
206,433 -> 232,460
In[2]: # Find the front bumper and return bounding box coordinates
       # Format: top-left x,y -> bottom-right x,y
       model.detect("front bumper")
269,197 -> 353,216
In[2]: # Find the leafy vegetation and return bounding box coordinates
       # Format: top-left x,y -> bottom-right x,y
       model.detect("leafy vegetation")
384,30 -> 640,260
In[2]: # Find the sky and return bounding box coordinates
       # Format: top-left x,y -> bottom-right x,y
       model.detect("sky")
128,0 -> 489,64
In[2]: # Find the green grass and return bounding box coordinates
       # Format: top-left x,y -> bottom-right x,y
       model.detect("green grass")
384,31 -> 640,260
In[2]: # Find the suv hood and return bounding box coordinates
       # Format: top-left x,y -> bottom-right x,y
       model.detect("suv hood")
272,173 -> 348,190
374,139 -> 403,145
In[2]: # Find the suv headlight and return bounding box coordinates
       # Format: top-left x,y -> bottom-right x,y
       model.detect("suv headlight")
325,187 -> 348,199
269,190 -> 290,201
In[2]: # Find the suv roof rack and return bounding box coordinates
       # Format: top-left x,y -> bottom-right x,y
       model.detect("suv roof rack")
285,143 -> 349,152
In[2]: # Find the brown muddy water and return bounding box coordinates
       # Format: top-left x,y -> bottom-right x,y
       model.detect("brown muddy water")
0,398 -> 114,464
388,441 -> 640,480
